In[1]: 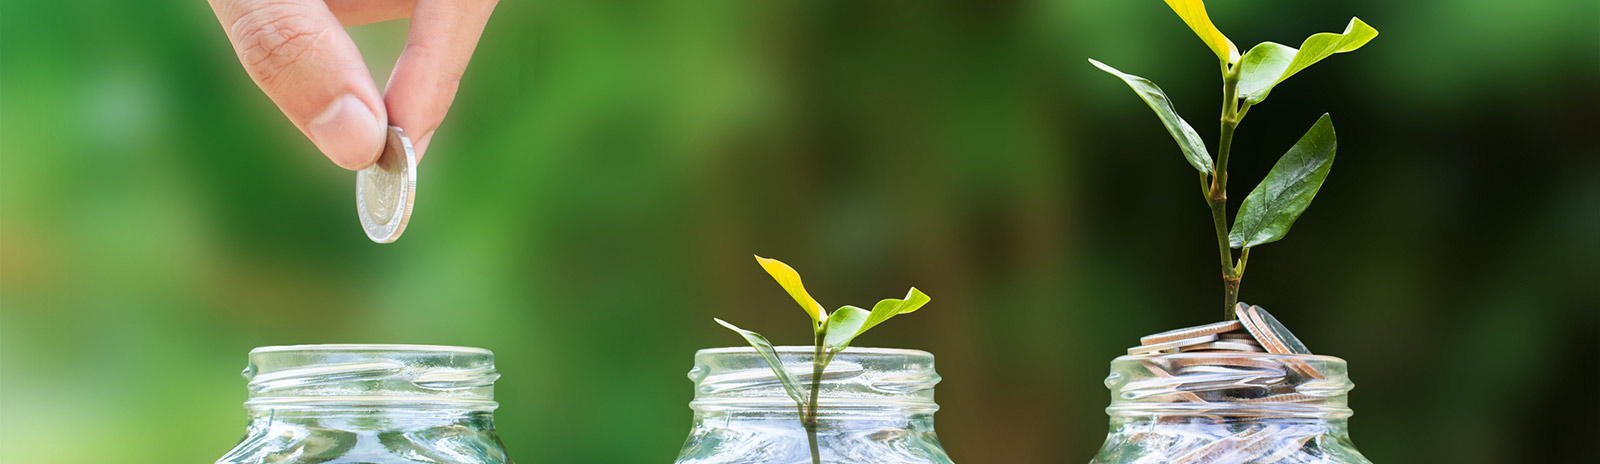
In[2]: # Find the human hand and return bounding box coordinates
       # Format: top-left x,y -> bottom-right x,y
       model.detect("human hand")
208,0 -> 497,169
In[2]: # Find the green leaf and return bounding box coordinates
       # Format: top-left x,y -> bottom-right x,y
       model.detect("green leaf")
1229,114 -> 1337,248
1162,0 -> 1239,65
861,287 -> 930,334
1236,42 -> 1298,102
713,318 -> 808,406
1238,18 -> 1378,105
1088,59 -> 1214,174
822,306 -> 870,353
822,288 -> 931,354
754,255 -> 826,325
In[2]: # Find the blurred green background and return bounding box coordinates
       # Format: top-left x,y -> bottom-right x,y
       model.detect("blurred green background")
2,0 -> 1596,462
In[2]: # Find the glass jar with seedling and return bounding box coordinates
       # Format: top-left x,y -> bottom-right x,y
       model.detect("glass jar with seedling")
674,256 -> 954,464
1086,1 -> 1378,462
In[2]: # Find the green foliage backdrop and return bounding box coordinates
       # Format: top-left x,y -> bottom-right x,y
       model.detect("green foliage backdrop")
1,0 -> 1596,462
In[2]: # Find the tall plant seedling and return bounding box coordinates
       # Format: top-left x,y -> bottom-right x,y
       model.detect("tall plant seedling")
1089,0 -> 1377,319
715,256 -> 930,464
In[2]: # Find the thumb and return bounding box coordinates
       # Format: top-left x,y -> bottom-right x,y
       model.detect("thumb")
209,0 -> 387,169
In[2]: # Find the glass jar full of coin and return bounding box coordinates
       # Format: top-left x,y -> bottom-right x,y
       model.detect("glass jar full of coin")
1089,352 -> 1371,463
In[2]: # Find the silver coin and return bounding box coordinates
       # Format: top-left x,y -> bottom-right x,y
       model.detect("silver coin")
1128,334 -> 1219,355
1140,320 -> 1244,345
1137,363 -> 1208,403
1239,304 -> 1325,379
1217,332 -> 1257,341
1173,364 -> 1284,376
1239,304 -> 1312,355
1172,427 -> 1266,464
1177,340 -> 1266,352
1167,355 -> 1284,370
356,126 -> 417,243
1237,393 -> 1322,403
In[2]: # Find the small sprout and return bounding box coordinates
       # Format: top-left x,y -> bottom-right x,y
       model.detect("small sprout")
715,256 -> 930,464
1089,1 -> 1376,319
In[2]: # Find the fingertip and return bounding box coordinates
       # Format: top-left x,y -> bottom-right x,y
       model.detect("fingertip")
309,93 -> 386,170
409,129 -> 436,164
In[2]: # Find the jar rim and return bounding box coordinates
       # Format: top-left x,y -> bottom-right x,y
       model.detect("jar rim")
696,346 -> 932,358
250,344 -> 493,355
688,346 -> 940,415
1112,352 -> 1349,364
241,344 -> 499,411
1103,351 -> 1355,418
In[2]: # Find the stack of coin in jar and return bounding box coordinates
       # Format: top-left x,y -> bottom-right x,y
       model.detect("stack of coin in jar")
1122,303 -> 1325,404
1102,304 -> 1349,463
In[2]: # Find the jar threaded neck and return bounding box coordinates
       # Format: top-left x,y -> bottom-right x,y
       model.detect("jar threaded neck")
240,344 -> 499,411
1104,352 -> 1355,419
688,346 -> 941,415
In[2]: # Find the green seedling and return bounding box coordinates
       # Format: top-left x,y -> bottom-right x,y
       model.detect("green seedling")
1089,0 -> 1377,319
715,255 -> 930,464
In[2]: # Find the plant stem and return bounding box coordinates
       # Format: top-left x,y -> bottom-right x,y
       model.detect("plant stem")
1211,63 -> 1246,320
805,333 -> 824,464
1209,197 -> 1239,319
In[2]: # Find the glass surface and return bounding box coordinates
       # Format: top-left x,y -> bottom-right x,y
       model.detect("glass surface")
674,346 -> 954,464
214,344 -> 511,464
1089,353 -> 1370,464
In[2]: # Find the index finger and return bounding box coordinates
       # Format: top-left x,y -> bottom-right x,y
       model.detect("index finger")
382,0 -> 499,162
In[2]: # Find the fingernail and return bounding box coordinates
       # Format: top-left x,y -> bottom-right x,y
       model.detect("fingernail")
309,94 -> 384,169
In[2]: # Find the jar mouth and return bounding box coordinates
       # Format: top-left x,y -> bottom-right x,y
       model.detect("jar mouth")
695,345 -> 934,358
241,344 -> 498,411
250,344 -> 494,355
688,346 -> 941,415
1111,352 -> 1349,364
1104,352 -> 1354,419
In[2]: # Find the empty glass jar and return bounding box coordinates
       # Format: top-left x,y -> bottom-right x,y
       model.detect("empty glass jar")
674,346 -> 954,464
214,344 -> 511,464
1089,352 -> 1371,463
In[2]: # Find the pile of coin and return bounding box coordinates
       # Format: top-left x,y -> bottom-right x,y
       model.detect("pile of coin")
1108,424 -> 1332,464
1119,303 -> 1326,404
1128,303 -> 1309,357
1103,304 -> 1342,462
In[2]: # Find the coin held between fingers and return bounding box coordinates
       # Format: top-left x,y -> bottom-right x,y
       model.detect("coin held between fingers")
356,126 -> 417,243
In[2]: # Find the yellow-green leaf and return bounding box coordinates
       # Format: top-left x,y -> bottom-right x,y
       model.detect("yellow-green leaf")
1236,42 -> 1299,102
822,288 -> 931,355
1239,18 -> 1378,105
822,306 -> 870,353
1163,0 -> 1239,65
861,288 -> 930,334
754,255 -> 826,324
